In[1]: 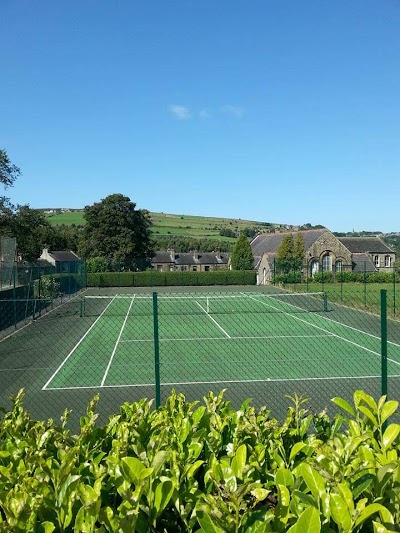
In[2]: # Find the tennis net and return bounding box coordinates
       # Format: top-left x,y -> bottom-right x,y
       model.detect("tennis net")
81,291 -> 327,318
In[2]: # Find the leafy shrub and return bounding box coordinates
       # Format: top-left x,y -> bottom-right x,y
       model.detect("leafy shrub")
274,272 -> 302,284
0,389 -> 399,531
312,271 -> 333,283
87,270 -> 256,287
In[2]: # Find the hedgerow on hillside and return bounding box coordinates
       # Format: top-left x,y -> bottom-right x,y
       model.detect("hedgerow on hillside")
0,389 -> 399,532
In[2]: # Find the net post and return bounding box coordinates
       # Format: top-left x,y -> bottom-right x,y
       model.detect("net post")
323,292 -> 328,312
381,289 -> 388,404
153,291 -> 161,409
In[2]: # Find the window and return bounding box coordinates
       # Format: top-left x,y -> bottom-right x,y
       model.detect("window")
321,254 -> 332,272
169,264 -> 174,271
157,265 -> 163,272
205,265 -> 210,272
385,255 -> 392,267
335,260 -> 342,272
310,260 -> 319,276
193,266 -> 197,271
374,255 -> 380,268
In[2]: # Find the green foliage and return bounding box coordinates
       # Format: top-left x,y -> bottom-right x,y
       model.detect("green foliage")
87,269 -> 256,287
275,234 -> 304,274
79,194 -> 153,270
231,235 -> 254,270
86,256 -> 109,273
0,148 -> 21,188
0,389 -> 399,531
153,236 -> 234,253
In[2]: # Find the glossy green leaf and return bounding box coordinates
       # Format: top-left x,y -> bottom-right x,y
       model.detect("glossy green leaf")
38,522 -> 56,533
121,456 -> 153,484
275,466 -> 294,487
358,405 -> 378,427
330,493 -> 352,532
197,511 -> 226,533
373,522 -> 391,533
381,401 -> 398,423
331,397 -> 355,416
300,464 -> 326,500
355,503 -> 388,526
291,506 -> 321,533
231,444 -> 247,479
154,479 -> 174,517
382,424 -> 400,449
289,442 -> 306,463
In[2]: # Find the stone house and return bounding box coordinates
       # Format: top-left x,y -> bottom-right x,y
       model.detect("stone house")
38,248 -> 82,273
251,230 -> 395,284
152,249 -> 229,272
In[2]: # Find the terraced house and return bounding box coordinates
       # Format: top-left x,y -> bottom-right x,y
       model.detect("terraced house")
251,229 -> 395,284
152,249 -> 229,272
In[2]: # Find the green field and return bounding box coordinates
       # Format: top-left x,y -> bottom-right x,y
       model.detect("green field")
45,210 -> 275,240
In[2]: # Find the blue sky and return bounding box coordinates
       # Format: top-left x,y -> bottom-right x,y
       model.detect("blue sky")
1,0 -> 399,233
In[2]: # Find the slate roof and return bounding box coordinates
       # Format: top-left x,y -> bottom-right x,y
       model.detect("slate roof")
351,253 -> 376,273
338,237 -> 393,254
47,251 -> 81,261
250,229 -> 327,257
152,251 -> 229,265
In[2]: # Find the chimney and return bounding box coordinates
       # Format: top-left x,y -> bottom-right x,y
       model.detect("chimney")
168,248 -> 175,261
193,250 -> 199,260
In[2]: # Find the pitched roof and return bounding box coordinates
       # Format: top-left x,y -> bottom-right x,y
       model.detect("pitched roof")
338,237 -> 393,254
351,253 -> 376,272
47,251 -> 81,261
152,251 -> 229,266
251,229 -> 327,256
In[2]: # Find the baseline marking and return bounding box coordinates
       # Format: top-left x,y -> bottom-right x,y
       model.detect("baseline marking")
42,373 -> 400,391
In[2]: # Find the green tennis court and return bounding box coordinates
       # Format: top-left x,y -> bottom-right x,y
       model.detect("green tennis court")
42,291 -> 400,391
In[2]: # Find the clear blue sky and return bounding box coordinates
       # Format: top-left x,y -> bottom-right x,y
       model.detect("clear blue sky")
1,0 -> 399,233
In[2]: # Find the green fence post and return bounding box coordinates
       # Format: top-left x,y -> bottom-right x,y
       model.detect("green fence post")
393,267 -> 396,317
381,289 -> 388,408
363,261 -> 367,308
153,291 -> 161,408
13,265 -> 17,329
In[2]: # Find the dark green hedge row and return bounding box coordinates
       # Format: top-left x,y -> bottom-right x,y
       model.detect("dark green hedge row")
87,270 -> 256,287
335,271 -> 398,283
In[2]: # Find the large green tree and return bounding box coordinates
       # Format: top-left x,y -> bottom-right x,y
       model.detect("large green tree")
276,234 -> 294,273
293,233 -> 305,269
230,235 -> 254,270
0,204 -> 56,262
79,193 -> 153,270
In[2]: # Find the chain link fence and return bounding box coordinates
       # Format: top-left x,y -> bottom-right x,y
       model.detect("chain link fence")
0,284 -> 398,431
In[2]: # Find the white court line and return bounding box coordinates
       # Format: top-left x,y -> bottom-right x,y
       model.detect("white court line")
43,373 -> 400,391
241,293 -> 400,368
100,295 -> 136,386
42,295 -> 118,390
119,333 -> 334,343
195,300 -> 231,338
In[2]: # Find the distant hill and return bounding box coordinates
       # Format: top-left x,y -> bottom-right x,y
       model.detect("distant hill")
43,209 -> 307,242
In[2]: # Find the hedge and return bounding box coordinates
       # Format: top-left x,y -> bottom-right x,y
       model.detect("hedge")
87,270 -> 256,287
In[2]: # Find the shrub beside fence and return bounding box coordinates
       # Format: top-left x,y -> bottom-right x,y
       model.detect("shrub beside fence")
87,269 -> 256,287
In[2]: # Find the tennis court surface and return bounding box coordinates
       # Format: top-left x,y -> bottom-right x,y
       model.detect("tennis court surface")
1,288 -> 400,426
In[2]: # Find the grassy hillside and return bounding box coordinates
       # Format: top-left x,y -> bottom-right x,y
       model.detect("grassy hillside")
45,210 -> 277,240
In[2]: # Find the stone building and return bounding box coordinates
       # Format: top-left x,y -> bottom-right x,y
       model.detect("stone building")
152,249 -> 229,272
251,230 -> 395,284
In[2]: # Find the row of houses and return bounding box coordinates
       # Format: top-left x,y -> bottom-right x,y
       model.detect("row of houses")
36,228 -> 396,282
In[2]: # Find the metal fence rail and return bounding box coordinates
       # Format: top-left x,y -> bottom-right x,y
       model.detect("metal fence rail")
0,287 -> 398,431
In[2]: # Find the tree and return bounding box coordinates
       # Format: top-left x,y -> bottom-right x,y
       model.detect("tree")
276,234 -> 294,274
79,194 -> 153,270
230,235 -> 254,270
293,233 -> 305,270
0,204 -> 55,262
0,149 -> 21,188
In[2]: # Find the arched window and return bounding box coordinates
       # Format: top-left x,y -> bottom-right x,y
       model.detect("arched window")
385,255 -> 392,268
374,255 -> 380,268
335,260 -> 342,272
322,254 -> 332,272
310,260 -> 319,277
